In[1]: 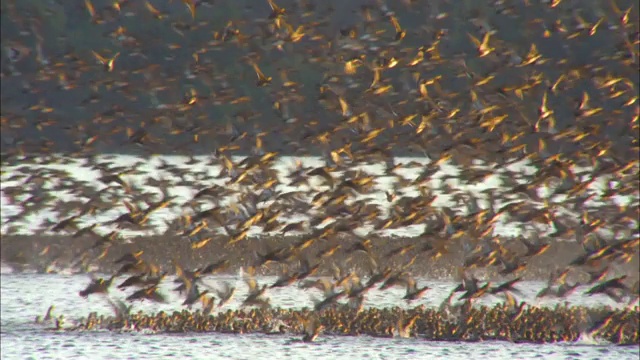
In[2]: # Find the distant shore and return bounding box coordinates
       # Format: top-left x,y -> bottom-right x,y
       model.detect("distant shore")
1,234 -> 637,283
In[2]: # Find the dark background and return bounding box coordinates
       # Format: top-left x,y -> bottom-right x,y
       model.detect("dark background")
1,0 -> 638,159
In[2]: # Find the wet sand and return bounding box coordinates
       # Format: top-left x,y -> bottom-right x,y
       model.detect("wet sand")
1,234 -> 637,282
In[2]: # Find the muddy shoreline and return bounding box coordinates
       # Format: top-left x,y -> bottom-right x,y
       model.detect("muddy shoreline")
1,234 -> 637,283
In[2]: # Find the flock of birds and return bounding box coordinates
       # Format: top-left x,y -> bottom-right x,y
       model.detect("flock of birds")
1,0 -> 639,345
35,302 -> 639,344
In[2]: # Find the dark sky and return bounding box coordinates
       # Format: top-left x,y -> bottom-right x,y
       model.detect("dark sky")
1,0 -> 637,159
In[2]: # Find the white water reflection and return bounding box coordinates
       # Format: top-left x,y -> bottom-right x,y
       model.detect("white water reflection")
1,154 -> 635,240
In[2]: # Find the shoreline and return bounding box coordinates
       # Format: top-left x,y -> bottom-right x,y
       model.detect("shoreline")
2,234 -> 638,283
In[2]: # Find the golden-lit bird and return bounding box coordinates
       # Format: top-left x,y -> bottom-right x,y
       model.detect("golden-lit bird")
389,15 -> 406,42
519,44 -> 544,66
468,32 -> 494,57
145,1 -> 167,19
91,51 -> 120,72
79,275 -> 116,298
300,316 -> 324,342
267,0 -> 286,21
182,0 -> 196,19
252,62 -> 272,87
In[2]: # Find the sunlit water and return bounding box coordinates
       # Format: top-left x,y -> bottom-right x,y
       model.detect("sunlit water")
2,154 -> 638,358
1,273 -> 639,360
1,154 -> 635,240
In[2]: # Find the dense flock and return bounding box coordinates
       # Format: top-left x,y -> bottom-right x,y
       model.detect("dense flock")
2,0 -> 638,344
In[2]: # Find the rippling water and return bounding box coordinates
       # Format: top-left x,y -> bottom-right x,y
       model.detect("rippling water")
3,330 -> 635,360
2,273 -> 638,360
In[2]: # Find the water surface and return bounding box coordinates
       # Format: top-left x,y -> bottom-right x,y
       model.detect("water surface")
2,273 -> 638,360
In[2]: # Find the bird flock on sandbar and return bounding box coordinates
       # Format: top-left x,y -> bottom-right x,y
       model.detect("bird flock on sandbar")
1,0 -> 638,345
